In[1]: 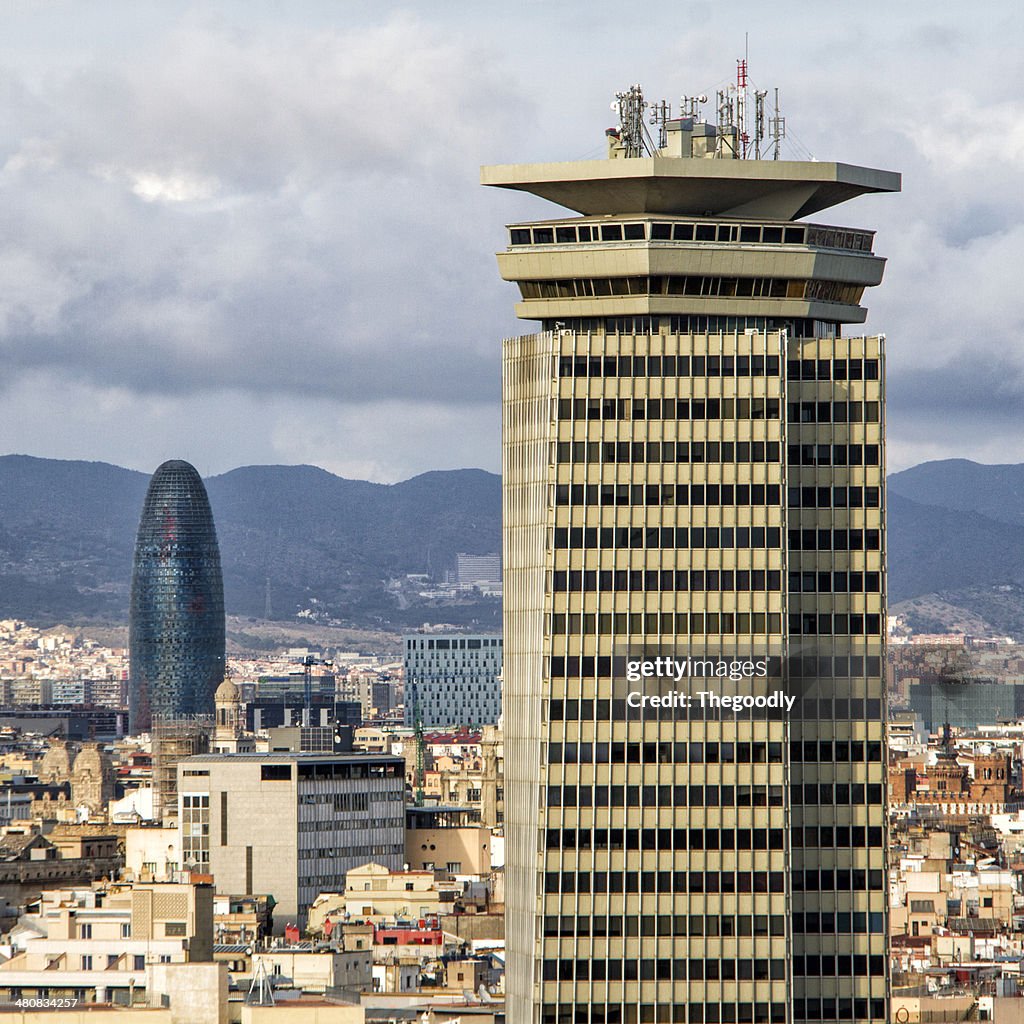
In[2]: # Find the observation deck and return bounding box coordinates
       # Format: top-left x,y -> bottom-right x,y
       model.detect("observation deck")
482,90 -> 900,327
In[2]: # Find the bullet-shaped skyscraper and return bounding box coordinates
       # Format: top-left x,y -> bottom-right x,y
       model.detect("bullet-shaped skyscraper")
484,80 -> 898,1024
129,459 -> 226,733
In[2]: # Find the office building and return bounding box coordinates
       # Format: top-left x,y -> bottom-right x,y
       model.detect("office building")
404,634 -> 503,728
907,679 -> 1024,732
455,552 -> 503,587
176,751 -> 405,925
129,460 -> 225,733
484,80 -> 897,1024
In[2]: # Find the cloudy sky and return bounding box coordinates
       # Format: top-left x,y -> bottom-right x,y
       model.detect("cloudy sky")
0,1 -> 1021,481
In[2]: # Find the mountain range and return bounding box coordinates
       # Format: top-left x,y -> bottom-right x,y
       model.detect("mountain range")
0,455 -> 500,631
2,454 -> 1023,637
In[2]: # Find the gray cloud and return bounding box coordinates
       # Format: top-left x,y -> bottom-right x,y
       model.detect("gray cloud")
0,11 -> 526,407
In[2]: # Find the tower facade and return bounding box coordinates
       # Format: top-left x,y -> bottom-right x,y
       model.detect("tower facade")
129,460 -> 226,733
485,84 -> 898,1024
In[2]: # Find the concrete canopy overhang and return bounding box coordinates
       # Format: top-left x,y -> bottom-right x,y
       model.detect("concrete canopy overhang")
481,157 -> 901,220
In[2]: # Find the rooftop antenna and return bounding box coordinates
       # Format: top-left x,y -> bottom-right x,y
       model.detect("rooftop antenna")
612,84 -> 652,157
715,87 -> 736,158
680,93 -> 707,119
246,957 -> 276,1006
648,97 -> 671,150
768,87 -> 786,160
754,89 -> 769,159
736,55 -> 749,158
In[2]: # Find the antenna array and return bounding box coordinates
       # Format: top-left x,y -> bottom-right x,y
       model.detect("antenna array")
612,84 -> 654,157
611,56 -> 786,161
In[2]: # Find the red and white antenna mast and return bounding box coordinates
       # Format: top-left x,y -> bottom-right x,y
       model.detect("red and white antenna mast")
736,58 -> 748,159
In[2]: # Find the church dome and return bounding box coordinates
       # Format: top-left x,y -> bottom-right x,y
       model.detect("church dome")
215,679 -> 240,703
40,740 -> 74,781
71,743 -> 110,778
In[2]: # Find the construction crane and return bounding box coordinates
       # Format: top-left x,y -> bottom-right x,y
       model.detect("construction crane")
413,699 -> 426,807
301,654 -> 333,728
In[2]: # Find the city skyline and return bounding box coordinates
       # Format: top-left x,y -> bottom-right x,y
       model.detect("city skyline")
0,2 -> 1021,482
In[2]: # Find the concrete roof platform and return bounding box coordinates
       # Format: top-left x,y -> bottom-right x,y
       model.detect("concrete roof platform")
481,157 -> 901,220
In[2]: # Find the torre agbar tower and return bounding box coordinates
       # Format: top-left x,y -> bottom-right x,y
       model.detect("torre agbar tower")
484,83 -> 899,1024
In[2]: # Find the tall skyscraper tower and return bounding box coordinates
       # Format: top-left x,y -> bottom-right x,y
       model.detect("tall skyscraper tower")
484,79 -> 898,1024
129,459 -> 226,733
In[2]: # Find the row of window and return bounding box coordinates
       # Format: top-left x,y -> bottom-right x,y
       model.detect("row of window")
556,402 -> 878,430
795,954 -> 884,976
296,843 -> 402,872
545,780 -> 882,811
539,866 -> 884,896
554,483 -> 881,510
78,954 -> 149,970
554,443 -> 878,477
538,1000 -> 885,1024
554,440 -> 780,464
556,397 -> 781,421
552,568 -> 880,594
550,612 -> 786,639
789,400 -> 880,423
294,762 -> 403,779
790,613 -> 883,636
539,829 -> 791,856
559,354 -> 781,378
788,443 -> 880,467
552,569 -> 782,593
551,610 -> 880,638
555,483 -> 782,507
795,868 -> 885,893
553,569 -> 783,593
543,315 -> 840,338
541,1004 -> 781,1024
407,637 -> 501,650
553,526 -> 782,550
521,275 -> 864,305
545,693 -> 883,720
510,219 -> 872,251
787,358 -> 880,382
543,957 -> 787,983
791,739 -> 884,761
789,486 -> 881,508
547,739 -> 780,764
297,818 -> 386,833
796,1000 -> 887,1024
546,785 -> 784,810
792,825 -> 885,849
551,653 -> 884,681
548,659 -> 884,684
547,736 -> 882,767
543,912 -> 785,939
544,868 -> 880,901
789,528 -> 881,550
555,353 -> 877,381
794,781 -> 884,804
546,869 -> 789,895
